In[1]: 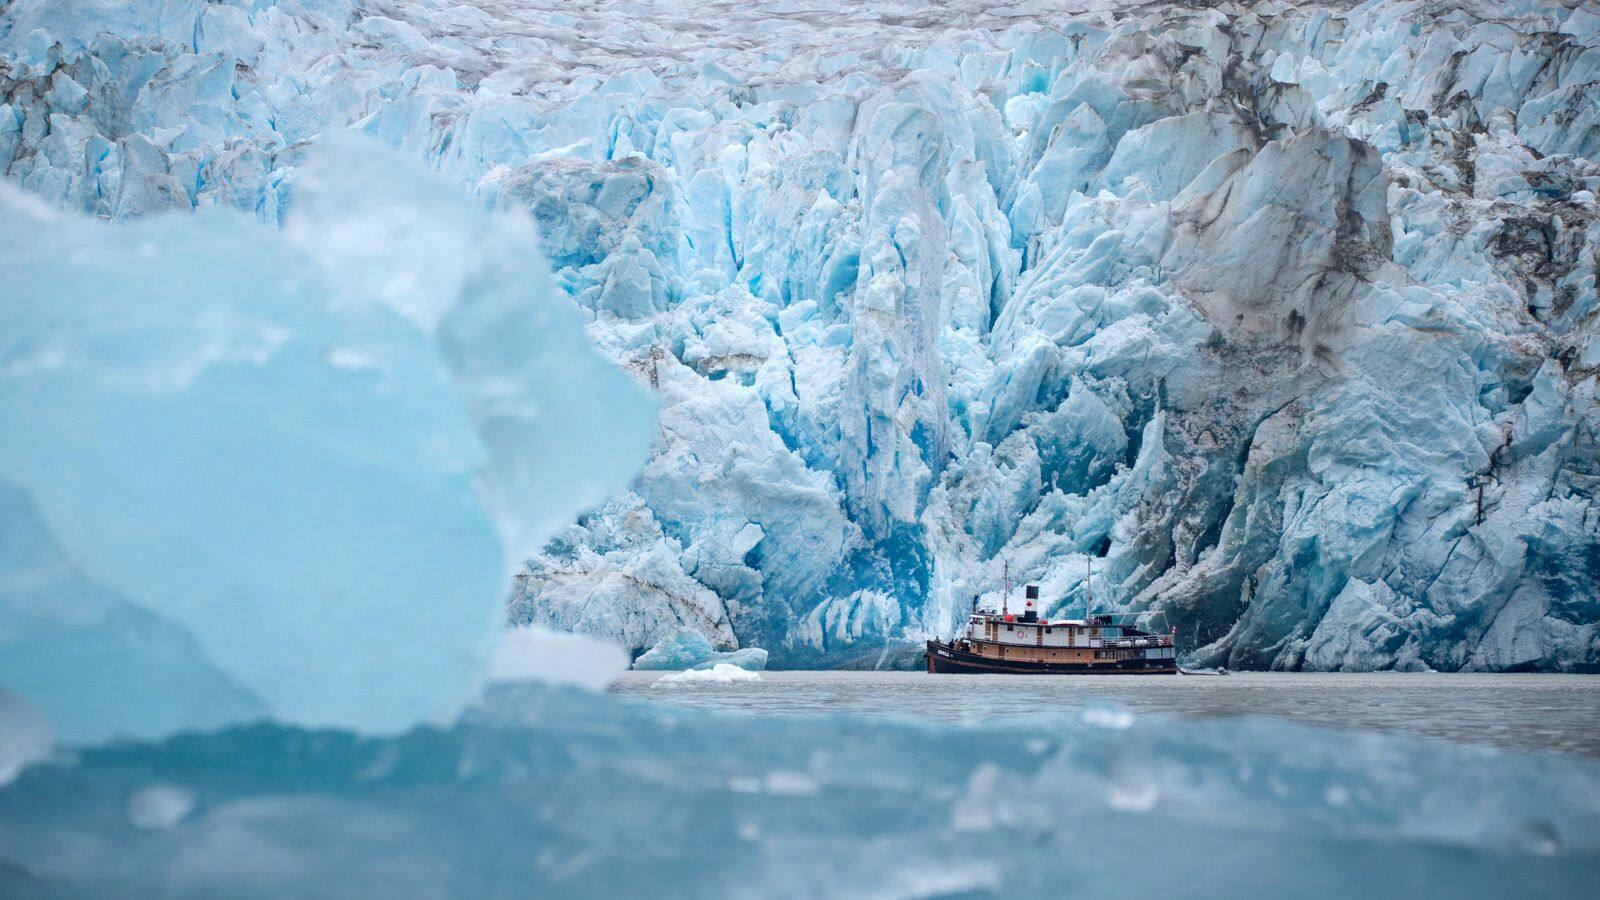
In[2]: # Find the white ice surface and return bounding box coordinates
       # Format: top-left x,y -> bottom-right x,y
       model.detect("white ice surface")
653,663 -> 763,684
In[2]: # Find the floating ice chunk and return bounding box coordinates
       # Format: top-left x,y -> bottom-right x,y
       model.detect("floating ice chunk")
285,135 -> 658,563
0,138 -> 653,738
652,664 -> 763,685
633,628 -> 718,670
632,627 -> 769,671
487,627 -> 629,691
0,481 -> 266,745
706,648 -> 770,671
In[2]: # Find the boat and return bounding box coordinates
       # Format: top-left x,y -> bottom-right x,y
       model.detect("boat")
925,583 -> 1177,675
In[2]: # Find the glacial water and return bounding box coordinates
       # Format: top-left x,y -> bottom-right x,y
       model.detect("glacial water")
619,671 -> 1600,757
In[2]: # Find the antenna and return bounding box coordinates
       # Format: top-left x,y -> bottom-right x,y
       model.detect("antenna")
1086,556 -> 1093,619
1002,559 -> 1011,617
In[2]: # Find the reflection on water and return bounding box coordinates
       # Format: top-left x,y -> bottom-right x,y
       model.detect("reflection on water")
612,670 -> 1600,757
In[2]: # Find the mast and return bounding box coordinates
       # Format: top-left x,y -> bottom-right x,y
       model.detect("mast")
1086,556 -> 1093,619
1002,559 -> 1010,617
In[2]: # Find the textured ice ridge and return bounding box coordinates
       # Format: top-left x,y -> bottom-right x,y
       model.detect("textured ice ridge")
2,0 -> 1598,670
2,685 -> 1599,897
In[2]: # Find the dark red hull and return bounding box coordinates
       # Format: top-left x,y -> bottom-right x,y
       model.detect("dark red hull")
924,639 -> 1177,675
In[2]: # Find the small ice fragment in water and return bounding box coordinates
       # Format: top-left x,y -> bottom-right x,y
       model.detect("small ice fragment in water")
128,783 -> 195,831
652,663 -> 762,685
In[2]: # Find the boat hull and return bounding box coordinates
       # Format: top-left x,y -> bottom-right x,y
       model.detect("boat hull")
924,640 -> 1177,675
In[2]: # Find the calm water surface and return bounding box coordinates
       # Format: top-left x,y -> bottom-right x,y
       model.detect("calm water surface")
611,670 -> 1600,757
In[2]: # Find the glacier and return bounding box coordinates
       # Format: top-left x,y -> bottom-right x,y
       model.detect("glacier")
1,0 -> 1598,673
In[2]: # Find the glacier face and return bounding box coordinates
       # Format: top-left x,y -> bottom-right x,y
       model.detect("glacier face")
2,0 -> 1598,670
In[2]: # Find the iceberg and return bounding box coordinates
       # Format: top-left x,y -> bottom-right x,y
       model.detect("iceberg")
632,627 -> 721,670
1,0 -> 1596,672
707,648 -> 770,671
633,627 -> 769,671
0,139 -> 654,738
0,481 -> 266,744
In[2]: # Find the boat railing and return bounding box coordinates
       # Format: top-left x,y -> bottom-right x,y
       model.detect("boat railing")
964,634 -> 1172,649
1102,637 -> 1173,648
